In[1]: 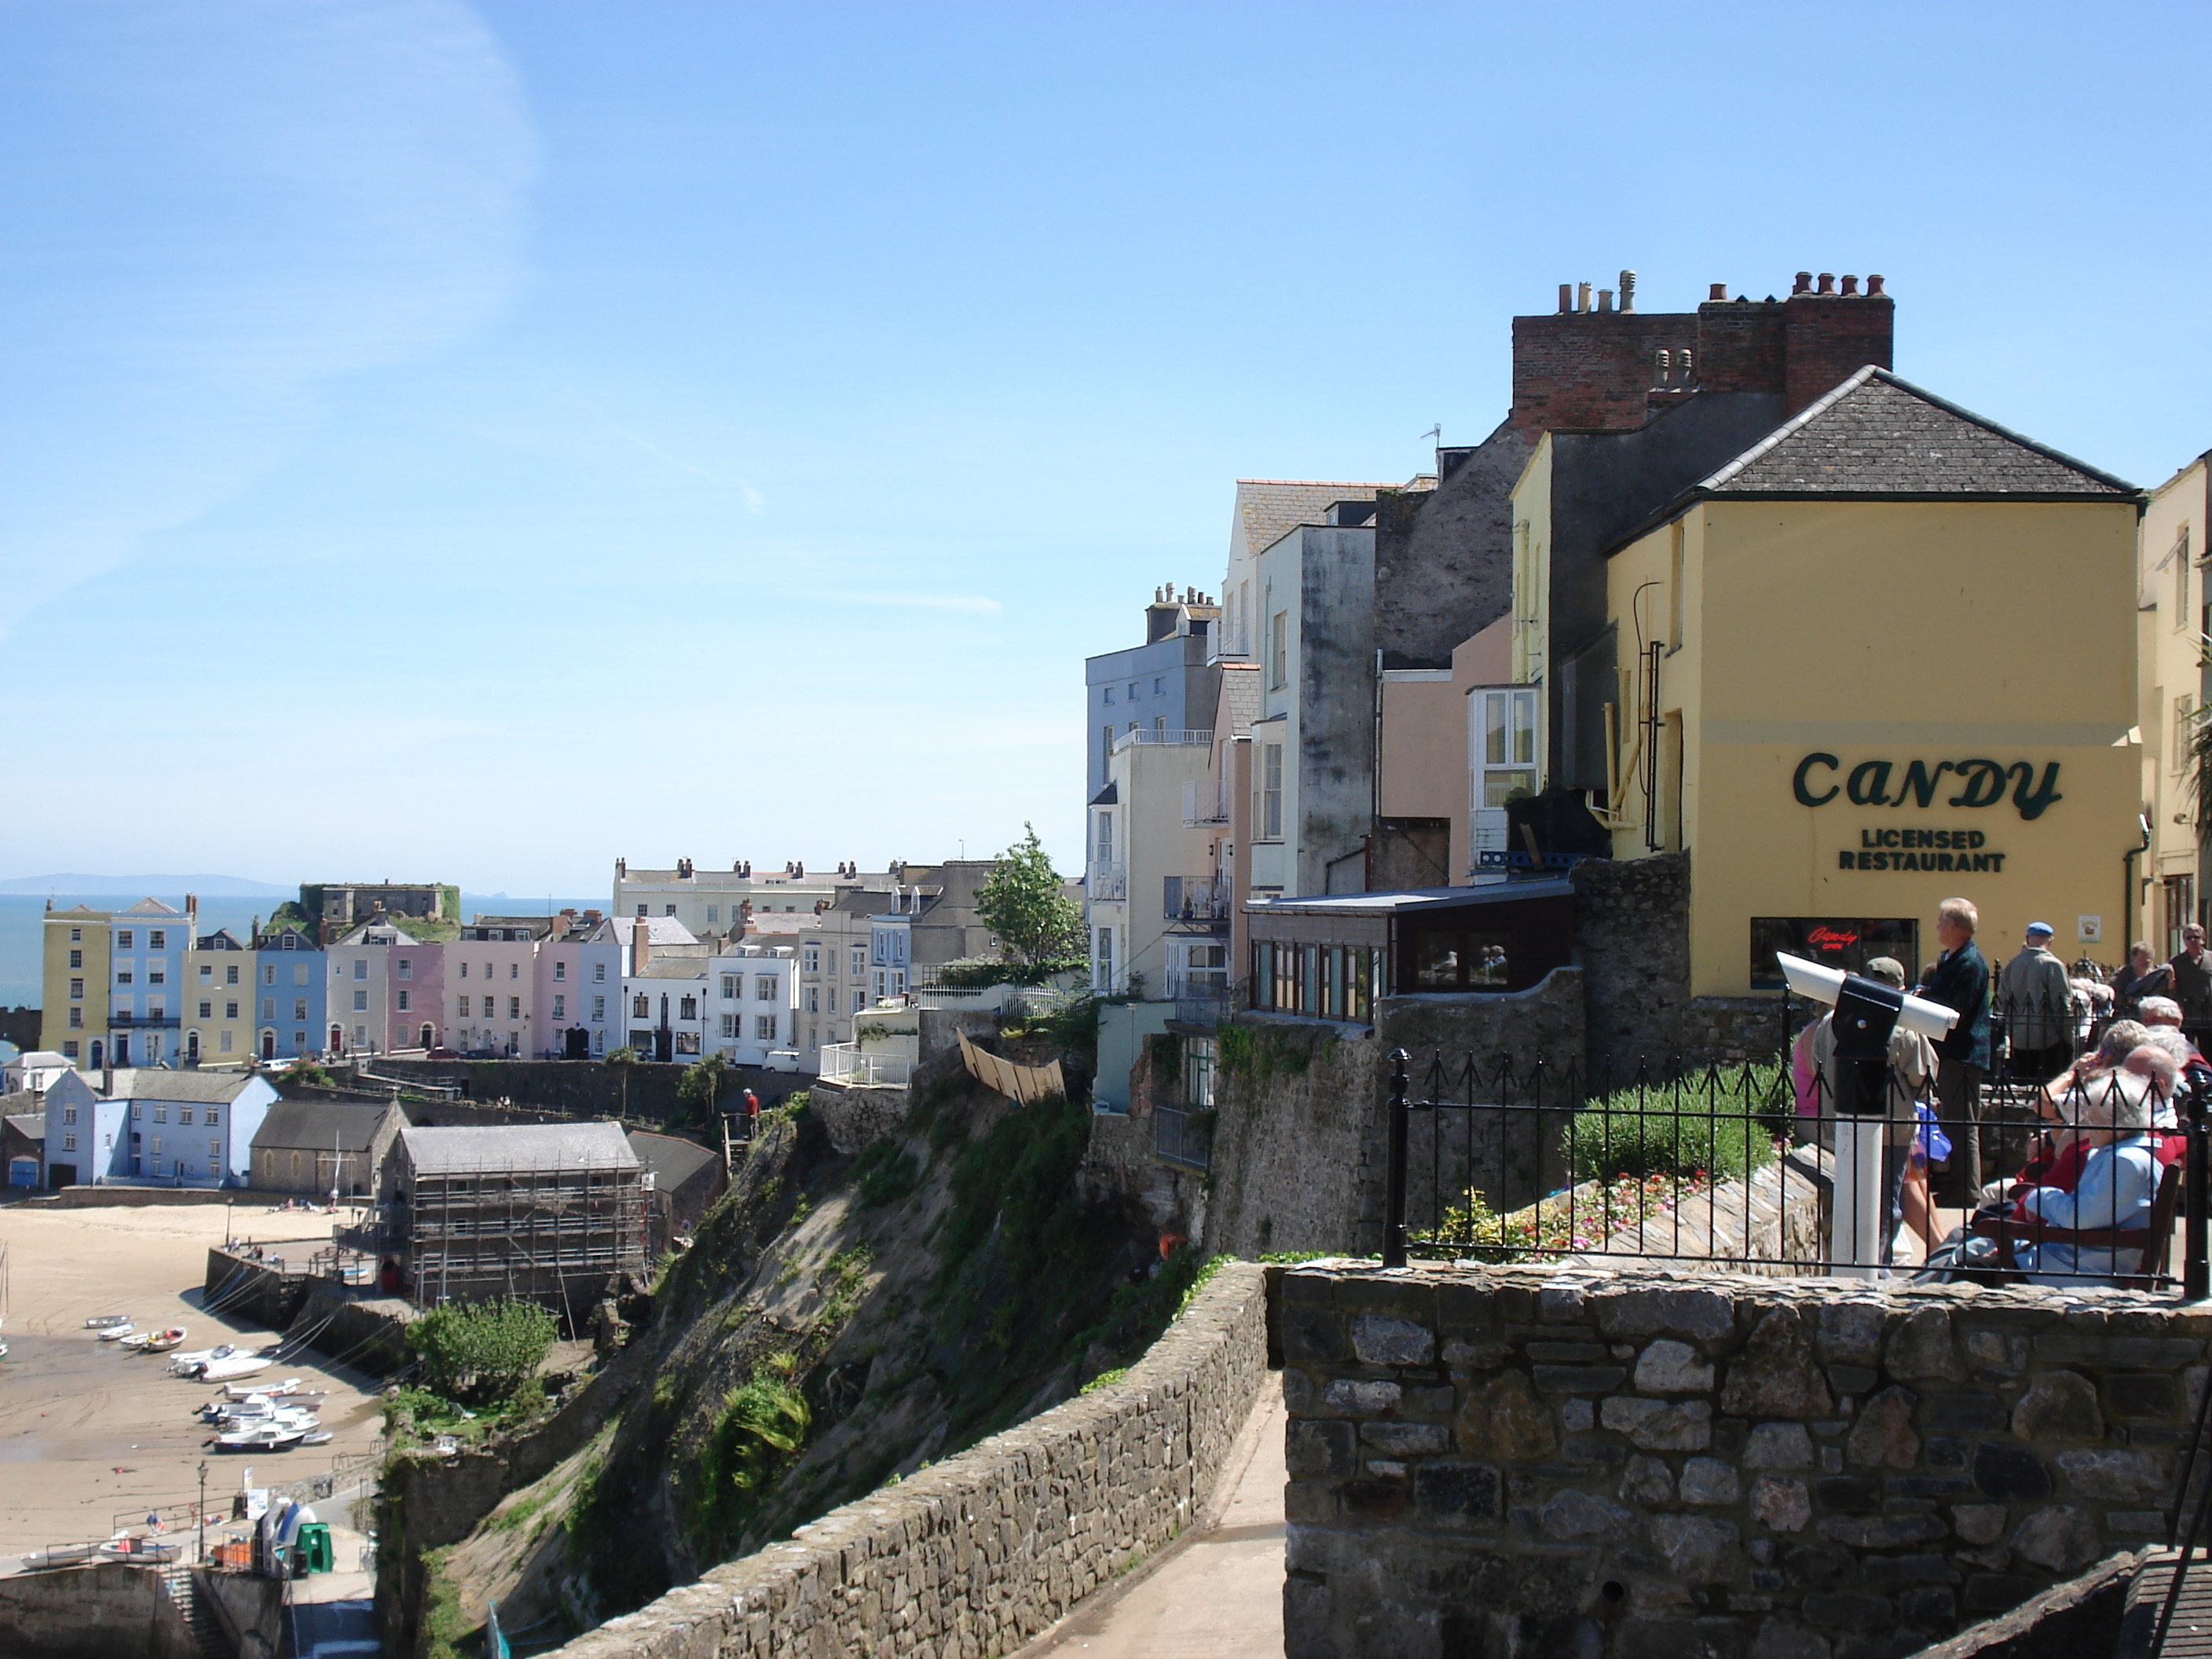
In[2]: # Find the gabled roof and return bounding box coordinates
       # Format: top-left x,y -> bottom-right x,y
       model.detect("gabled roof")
1697,368 -> 2138,500
196,929 -> 248,951
399,1121 -> 638,1174
334,920 -> 425,947
103,1069 -> 270,1104
1232,479 -> 1392,564
118,898 -> 186,917
5,1113 -> 43,1141
251,1101 -> 394,1155
627,1129 -> 720,1192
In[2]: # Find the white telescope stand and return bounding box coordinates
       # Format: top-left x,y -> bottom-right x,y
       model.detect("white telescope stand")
1828,1114 -> 1886,1279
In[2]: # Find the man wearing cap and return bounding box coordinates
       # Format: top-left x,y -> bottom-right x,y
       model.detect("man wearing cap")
1997,922 -> 2073,1083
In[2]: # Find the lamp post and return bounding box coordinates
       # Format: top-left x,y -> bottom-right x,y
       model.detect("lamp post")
196,1459 -> 207,1567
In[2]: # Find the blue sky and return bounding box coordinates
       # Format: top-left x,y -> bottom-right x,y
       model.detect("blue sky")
3,1 -> 2208,895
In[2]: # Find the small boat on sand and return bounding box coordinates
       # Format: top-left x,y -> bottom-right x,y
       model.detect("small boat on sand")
83,1314 -> 133,1330
213,1423 -> 304,1452
97,1324 -> 137,1342
295,1430 -> 333,1447
170,1344 -> 237,1376
200,1356 -> 273,1384
143,1328 -> 188,1353
226,1377 -> 323,1402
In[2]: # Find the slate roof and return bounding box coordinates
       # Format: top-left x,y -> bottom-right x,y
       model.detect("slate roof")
5,1114 -> 44,1143
251,1101 -> 394,1155
399,1121 -> 639,1174
1699,368 -> 2137,499
1218,661 -> 1263,737
627,1130 -> 720,1192
117,898 -> 187,917
1232,479 -> 1392,564
104,1069 -> 267,1104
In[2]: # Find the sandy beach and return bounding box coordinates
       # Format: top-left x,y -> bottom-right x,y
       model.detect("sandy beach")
0,1199 -> 389,1562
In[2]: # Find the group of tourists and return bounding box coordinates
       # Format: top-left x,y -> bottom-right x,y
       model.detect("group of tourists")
1793,897 -> 2206,1283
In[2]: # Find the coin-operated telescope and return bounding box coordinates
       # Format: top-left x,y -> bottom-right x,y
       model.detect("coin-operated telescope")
1777,954 -> 1960,1278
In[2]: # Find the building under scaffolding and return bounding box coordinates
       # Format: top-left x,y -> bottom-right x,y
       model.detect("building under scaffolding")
380,1122 -> 646,1315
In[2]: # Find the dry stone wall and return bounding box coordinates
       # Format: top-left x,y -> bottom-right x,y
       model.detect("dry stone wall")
1281,1261 -> 2207,1659
540,1261 -> 1271,1659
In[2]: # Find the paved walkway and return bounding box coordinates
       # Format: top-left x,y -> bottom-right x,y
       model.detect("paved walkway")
1031,1372 -> 1286,1658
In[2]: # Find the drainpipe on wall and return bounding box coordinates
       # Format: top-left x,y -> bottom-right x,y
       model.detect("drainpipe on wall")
2124,813 -> 2152,957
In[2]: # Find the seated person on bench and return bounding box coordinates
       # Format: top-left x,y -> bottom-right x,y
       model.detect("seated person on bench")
2011,1069 -> 2159,1284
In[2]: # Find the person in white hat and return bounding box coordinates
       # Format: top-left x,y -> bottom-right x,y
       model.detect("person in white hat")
1996,921 -> 2072,1082
2015,1068 -> 2159,1283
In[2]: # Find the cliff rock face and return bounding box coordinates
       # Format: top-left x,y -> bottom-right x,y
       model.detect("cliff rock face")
400,1058 -> 1204,1657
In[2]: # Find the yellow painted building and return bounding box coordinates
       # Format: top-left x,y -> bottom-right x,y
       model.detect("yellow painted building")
183,929 -> 255,1067
40,905 -> 110,1063
1588,368 -> 2144,996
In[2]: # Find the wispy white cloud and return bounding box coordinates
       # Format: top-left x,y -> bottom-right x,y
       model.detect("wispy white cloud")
0,0 -> 537,632
846,591 -> 1006,616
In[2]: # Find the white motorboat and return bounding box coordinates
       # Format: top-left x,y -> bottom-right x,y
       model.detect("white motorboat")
96,1536 -> 182,1563
295,1429 -> 333,1447
227,1376 -> 297,1400
200,1356 -> 273,1384
213,1423 -> 305,1452
96,1324 -> 136,1342
82,1313 -> 133,1330
170,1343 -> 238,1374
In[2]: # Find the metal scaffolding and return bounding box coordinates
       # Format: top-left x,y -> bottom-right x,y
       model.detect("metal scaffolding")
397,1152 -> 647,1313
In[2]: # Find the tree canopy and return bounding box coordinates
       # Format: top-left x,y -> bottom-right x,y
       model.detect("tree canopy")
407,1298 -> 558,1401
974,824 -> 1085,966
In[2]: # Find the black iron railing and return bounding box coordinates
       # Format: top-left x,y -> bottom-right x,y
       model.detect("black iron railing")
1378,1013 -> 2208,1291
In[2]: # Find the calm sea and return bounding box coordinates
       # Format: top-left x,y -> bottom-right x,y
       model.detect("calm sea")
0,893 -> 605,1010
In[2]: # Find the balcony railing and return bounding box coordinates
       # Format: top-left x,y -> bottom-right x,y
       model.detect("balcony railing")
1087,861 -> 1127,901
819,1043 -> 914,1088
1181,778 -> 1228,826
1163,877 -> 1229,925
1111,727 -> 1214,753
1153,1105 -> 1210,1171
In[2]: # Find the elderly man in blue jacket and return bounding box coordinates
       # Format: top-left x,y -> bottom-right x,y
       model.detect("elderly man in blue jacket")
1922,895 -> 1992,1207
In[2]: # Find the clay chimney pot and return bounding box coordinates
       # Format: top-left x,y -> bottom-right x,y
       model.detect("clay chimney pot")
1866,274 -> 1886,296
1558,282 -> 1573,313
1840,275 -> 1859,296
1708,283 -> 1728,302
1816,273 -> 1836,295
1793,272 -> 1813,295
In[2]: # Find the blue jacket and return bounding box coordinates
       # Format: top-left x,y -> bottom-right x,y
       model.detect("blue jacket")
1924,940 -> 1991,1070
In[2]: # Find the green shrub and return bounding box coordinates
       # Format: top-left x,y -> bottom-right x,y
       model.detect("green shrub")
850,1139 -> 921,1207
1566,1064 -> 1789,1185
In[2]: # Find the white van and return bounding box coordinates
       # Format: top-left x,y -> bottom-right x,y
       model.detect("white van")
762,1049 -> 804,1074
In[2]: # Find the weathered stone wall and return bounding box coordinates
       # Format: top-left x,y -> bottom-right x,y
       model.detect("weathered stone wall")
810,1080 -> 910,1155
1203,972 -> 1588,1256
538,1261 -> 1271,1659
24,1185 -> 237,1210
205,1247 -> 308,1328
1573,854 -> 1788,1076
0,1562 -> 201,1659
1205,1021 -> 1388,1257
1281,1262 -> 2203,1659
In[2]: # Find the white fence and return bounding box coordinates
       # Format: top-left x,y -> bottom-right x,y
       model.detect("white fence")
819,1044 -> 914,1088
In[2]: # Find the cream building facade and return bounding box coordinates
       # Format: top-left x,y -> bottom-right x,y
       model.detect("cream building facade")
2139,450 -> 2210,954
